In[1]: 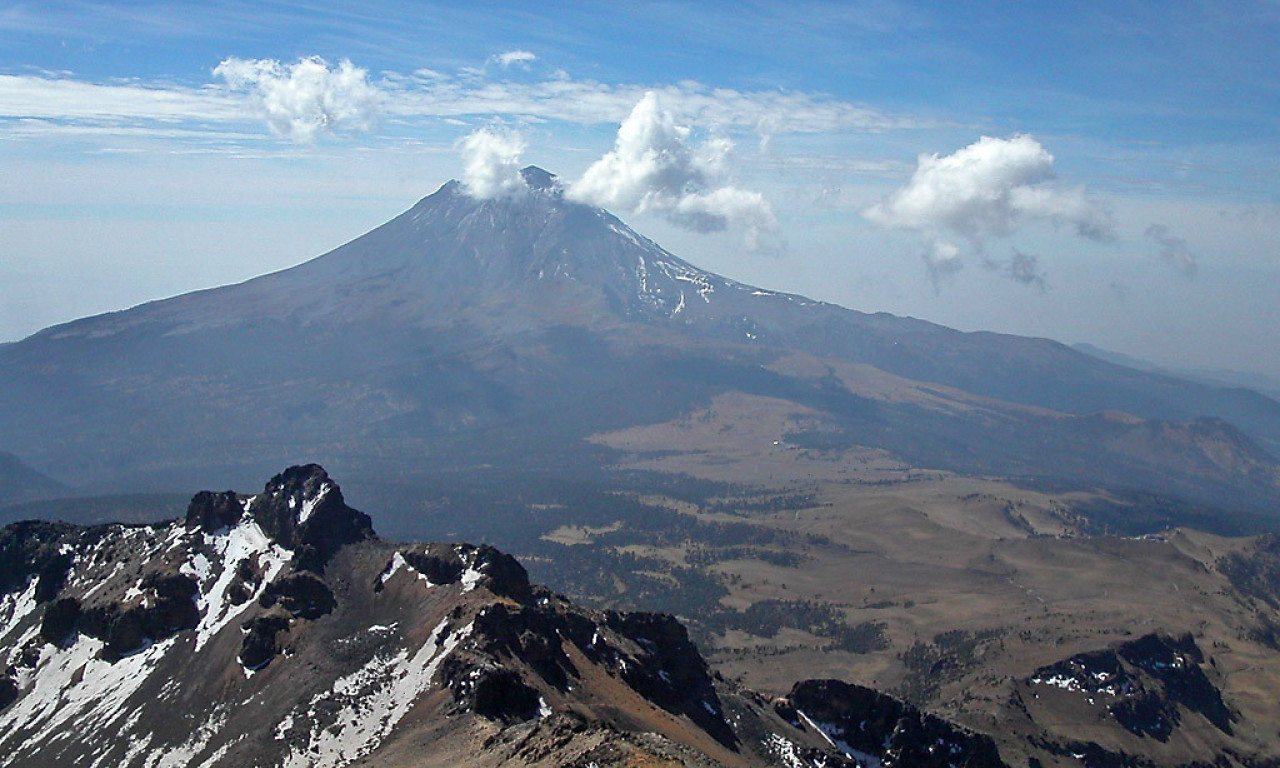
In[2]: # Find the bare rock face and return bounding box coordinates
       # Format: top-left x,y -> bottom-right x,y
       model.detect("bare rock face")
75,571 -> 200,661
780,678 -> 1007,768
184,490 -> 244,533
1024,633 -> 1233,747
197,464 -> 374,572
0,465 -> 1012,768
184,464 -> 374,573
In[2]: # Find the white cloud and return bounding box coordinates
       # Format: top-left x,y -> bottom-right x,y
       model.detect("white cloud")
383,75 -> 914,137
0,73 -> 241,123
864,135 -> 1114,283
490,50 -> 537,69
213,56 -> 381,143
568,92 -> 776,247
1146,224 -> 1198,277
865,135 -> 1113,241
458,127 -> 528,200
923,240 -> 963,291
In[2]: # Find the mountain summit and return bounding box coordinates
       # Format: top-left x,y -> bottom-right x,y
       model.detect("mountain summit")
50,166 -> 767,340
0,169 -> 1278,521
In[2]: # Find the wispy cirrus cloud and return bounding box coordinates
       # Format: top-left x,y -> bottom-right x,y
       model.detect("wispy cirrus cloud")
384,76 -> 916,136
489,50 -> 537,69
0,56 -> 922,148
0,73 -> 241,123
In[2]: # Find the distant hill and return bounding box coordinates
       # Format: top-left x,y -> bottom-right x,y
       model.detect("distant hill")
1074,342 -> 1280,402
0,451 -> 65,507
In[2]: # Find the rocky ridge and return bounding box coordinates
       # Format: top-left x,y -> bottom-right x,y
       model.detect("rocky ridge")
0,465 -> 1005,768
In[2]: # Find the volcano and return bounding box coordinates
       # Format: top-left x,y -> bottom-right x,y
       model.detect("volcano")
1,168 -> 1278,531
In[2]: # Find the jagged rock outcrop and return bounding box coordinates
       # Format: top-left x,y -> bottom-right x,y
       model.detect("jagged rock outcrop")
778,678 -> 1007,768
1023,633 -> 1234,744
185,464 -> 373,572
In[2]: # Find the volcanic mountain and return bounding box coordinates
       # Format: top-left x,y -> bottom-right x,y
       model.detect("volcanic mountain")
1,167 -> 1278,526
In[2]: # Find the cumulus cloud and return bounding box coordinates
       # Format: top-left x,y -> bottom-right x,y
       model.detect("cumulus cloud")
1145,224 -> 1198,277
490,50 -> 537,69
458,127 -> 528,200
864,135 -> 1114,284
213,56 -> 380,143
568,92 -> 776,248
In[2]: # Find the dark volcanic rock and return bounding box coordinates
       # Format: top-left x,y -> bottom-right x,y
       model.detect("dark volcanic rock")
39,597 -> 80,645
185,490 -> 245,533
0,673 -> 16,711
33,551 -> 74,602
381,542 -> 534,602
239,611 -> 291,670
248,465 -> 373,572
76,573 -> 199,661
472,602 -> 581,692
785,678 -> 1008,768
400,545 -> 465,585
443,658 -> 541,722
259,572 -> 336,620
0,520 -> 77,597
471,668 -> 540,720
603,610 -> 735,747
1028,633 -> 1234,742
469,544 -> 533,602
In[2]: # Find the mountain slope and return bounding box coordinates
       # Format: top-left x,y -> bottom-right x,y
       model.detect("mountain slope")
0,168 -> 1277,521
0,452 -> 65,507
0,465 -> 1006,768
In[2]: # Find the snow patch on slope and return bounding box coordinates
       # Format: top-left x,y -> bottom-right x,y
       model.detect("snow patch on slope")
0,579 -> 39,642
764,733 -> 812,768
798,709 -> 883,768
0,635 -> 178,763
658,260 -> 715,303
187,518 -> 292,651
296,481 -> 331,525
278,617 -> 473,767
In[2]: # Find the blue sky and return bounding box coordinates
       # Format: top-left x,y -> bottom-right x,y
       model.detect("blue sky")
2,1 -> 1279,379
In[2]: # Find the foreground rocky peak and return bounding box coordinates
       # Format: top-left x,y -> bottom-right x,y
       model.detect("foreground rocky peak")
0,465 -> 1007,768
185,463 -> 372,572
